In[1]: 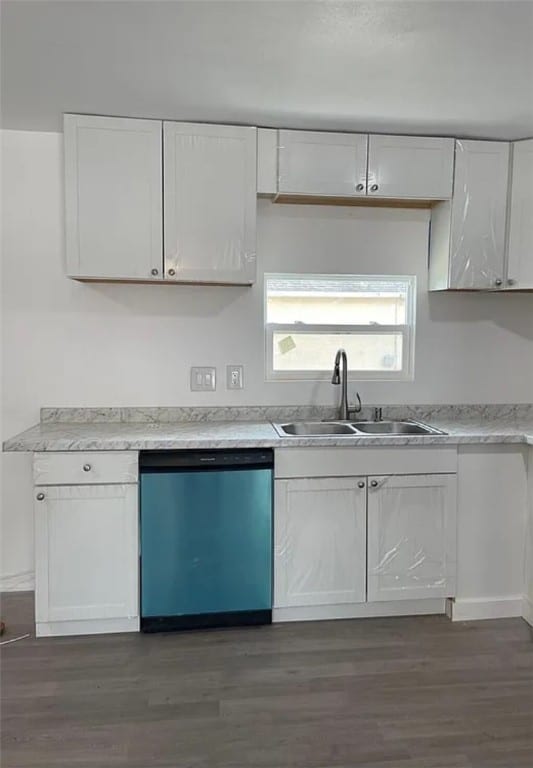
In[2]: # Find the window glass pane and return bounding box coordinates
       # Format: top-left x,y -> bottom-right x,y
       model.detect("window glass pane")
266,276 -> 410,326
272,332 -> 404,373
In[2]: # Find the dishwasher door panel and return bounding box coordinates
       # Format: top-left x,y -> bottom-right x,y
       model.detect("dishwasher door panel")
140,468 -> 272,619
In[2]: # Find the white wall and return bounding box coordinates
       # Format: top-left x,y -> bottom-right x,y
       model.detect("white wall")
2,129 -> 533,588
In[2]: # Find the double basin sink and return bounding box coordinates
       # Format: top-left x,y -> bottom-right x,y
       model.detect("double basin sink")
274,420 -> 446,437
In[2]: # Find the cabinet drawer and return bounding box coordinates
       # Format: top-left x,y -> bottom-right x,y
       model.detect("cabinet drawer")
33,452 -> 138,485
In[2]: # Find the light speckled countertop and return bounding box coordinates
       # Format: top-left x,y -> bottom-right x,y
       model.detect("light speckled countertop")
4,410 -> 533,451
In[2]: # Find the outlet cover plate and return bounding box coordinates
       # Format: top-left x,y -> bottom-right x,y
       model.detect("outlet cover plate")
226,365 -> 244,390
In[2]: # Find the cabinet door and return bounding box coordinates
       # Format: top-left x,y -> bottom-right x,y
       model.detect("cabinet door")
506,139 -> 533,290
34,484 -> 138,623
367,135 -> 454,200
448,140 -> 510,289
163,122 -> 257,285
367,474 -> 457,602
278,130 -> 368,197
274,477 -> 366,608
64,114 -> 163,280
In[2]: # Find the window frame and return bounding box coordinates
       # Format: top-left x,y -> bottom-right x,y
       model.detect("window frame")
264,273 -> 416,382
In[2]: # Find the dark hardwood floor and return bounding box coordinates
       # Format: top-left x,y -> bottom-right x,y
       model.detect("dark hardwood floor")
1,592 -> 533,768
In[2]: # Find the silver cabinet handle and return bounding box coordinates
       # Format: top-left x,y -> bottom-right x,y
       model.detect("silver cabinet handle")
151,268 -> 159,276
168,269 -> 176,277
356,183 -> 365,191
357,481 -> 365,489
83,464 -> 91,472
370,480 -> 378,488
36,493 -> 45,501
494,279 -> 503,287
370,184 -> 379,192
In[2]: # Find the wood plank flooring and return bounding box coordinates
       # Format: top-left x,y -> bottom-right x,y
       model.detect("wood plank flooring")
1,592 -> 533,767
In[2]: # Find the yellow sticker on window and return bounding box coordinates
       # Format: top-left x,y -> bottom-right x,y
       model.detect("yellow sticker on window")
278,335 -> 296,355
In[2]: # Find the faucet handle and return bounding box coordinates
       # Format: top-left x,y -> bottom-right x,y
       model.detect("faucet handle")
348,392 -> 362,418
373,407 -> 383,422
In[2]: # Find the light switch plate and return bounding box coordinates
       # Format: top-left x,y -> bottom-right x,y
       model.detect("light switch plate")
190,367 -> 216,392
226,365 -> 244,390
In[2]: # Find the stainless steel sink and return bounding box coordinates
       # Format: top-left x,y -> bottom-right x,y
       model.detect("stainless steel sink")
276,421 -> 356,437
274,419 -> 446,437
351,420 -> 446,435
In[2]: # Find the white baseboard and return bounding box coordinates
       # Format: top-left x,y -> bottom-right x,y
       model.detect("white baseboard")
447,596 -> 523,622
522,596 -> 533,627
36,616 -> 140,638
273,598 -> 446,623
0,570 -> 35,592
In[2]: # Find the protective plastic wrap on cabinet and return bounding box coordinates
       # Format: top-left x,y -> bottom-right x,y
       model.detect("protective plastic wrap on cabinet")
448,140 -> 509,289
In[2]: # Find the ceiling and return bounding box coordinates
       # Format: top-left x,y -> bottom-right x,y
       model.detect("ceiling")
2,0 -> 532,139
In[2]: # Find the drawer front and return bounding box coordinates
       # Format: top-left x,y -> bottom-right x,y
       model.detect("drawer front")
33,452 -> 138,485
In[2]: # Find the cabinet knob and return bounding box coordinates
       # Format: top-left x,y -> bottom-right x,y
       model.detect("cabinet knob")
370,480 -> 378,488
83,464 -> 91,472
507,278 -> 516,286
168,269 -> 176,277
370,184 -> 379,192
36,493 -> 45,501
356,183 -> 365,191
357,481 -> 365,489
151,268 -> 159,277
494,279 -> 503,287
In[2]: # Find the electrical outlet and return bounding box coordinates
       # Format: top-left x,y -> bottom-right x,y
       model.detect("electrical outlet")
226,365 -> 244,390
190,367 -> 216,392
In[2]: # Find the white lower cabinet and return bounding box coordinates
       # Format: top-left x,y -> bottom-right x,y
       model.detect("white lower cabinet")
34,483 -> 139,636
274,477 -> 367,608
367,474 -> 457,602
274,467 -> 458,618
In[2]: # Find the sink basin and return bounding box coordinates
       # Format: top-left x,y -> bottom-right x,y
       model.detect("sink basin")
351,420 -> 446,435
274,419 -> 446,438
275,422 -> 356,437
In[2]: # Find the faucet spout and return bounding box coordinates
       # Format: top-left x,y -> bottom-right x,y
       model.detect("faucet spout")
331,348 -> 349,420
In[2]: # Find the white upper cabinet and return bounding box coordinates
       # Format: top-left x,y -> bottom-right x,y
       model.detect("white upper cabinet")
367,135 -> 455,200
163,122 -> 257,285
506,138 -> 533,290
278,130 -> 368,197
367,474 -> 457,602
274,477 -> 367,608
429,140 -> 510,290
64,114 -> 163,281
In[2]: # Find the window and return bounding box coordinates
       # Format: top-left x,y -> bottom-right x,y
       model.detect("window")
265,274 -> 416,381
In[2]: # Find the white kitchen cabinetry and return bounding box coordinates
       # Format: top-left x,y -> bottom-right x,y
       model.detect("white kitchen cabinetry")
64,114 -> 163,281
276,130 -> 454,200
33,453 -> 139,638
163,122 -> 257,284
274,477 -> 367,608
367,474 -> 457,602
367,135 -> 455,200
429,140 -> 510,290
277,130 -> 368,197
506,138 -> 533,290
